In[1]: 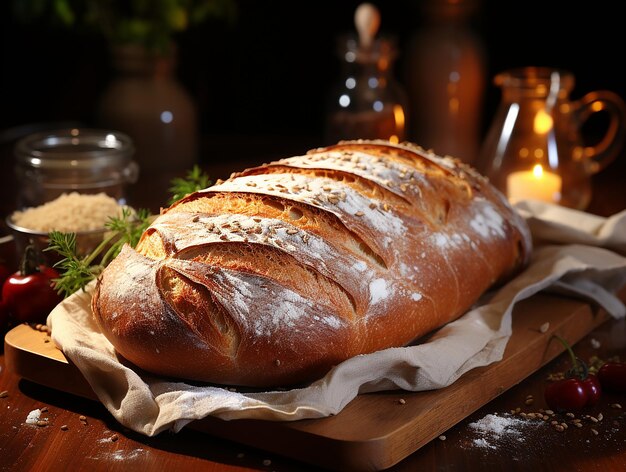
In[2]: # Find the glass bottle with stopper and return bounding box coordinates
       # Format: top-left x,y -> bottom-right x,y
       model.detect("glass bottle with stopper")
325,3 -> 408,144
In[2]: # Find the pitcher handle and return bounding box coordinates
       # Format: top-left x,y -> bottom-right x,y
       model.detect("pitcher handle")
574,90 -> 626,174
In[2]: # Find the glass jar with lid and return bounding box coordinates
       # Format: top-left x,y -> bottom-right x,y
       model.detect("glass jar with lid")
14,128 -> 139,210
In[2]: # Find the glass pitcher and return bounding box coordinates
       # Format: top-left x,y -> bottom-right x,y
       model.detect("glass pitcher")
477,67 -> 625,210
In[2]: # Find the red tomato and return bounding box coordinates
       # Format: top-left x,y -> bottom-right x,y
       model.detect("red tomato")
544,378 -> 589,411
2,264 -> 62,324
581,374 -> 602,406
597,362 -> 626,393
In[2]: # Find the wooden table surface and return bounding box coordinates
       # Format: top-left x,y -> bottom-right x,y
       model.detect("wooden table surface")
2,319 -> 626,472
1,136 -> 626,471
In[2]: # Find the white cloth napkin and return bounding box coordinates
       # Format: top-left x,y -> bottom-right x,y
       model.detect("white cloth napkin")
47,200 -> 626,436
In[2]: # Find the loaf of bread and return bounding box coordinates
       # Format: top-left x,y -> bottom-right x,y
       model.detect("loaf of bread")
92,140 -> 532,388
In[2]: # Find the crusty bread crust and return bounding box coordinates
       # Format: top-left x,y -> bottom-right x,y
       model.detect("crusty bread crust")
92,140 -> 532,387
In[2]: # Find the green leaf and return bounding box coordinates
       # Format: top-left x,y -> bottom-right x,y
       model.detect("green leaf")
11,0 -> 238,52
168,165 -> 212,204
45,207 -> 153,298
52,0 -> 75,26
44,165 -> 206,298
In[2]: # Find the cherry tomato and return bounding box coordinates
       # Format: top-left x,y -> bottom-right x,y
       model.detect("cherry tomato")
1,245 -> 62,324
597,362 -> 626,393
581,374 -> 602,406
544,378 -> 589,411
545,335 -> 604,410
2,265 -> 62,324
37,264 -> 60,281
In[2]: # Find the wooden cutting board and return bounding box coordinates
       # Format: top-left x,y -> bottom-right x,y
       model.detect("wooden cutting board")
3,292 -> 613,471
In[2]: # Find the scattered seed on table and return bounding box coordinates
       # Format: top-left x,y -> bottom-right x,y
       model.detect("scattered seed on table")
439,435 -> 446,441
398,398 -> 406,405
60,425 -> 69,431
0,391 -> 8,398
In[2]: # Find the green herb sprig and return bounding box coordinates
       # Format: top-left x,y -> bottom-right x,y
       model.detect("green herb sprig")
46,207 -> 152,298
168,165 -> 212,204
46,167 -> 211,298
12,0 -> 238,55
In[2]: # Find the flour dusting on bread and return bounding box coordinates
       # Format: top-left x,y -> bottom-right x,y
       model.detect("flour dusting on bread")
92,140 -> 532,387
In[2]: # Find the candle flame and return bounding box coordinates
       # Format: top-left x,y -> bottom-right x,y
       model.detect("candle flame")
389,105 -> 405,144
393,105 -> 405,130
532,164 -> 544,178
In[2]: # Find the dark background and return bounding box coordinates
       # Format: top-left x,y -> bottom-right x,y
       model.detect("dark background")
1,0 -> 624,168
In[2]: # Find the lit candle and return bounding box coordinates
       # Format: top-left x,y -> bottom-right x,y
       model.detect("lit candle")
506,164 -> 562,204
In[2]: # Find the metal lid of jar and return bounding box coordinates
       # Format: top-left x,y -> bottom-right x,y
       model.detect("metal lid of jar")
14,128 -> 135,170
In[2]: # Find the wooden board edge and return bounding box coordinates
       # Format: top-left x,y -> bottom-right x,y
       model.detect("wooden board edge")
4,324 -> 97,400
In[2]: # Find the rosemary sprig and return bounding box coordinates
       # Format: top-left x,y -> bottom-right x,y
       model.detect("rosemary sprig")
46,166 -> 211,298
46,208 -> 152,298
168,165 -> 212,204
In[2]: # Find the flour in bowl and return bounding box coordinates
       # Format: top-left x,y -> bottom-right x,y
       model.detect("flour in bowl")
11,192 -> 123,232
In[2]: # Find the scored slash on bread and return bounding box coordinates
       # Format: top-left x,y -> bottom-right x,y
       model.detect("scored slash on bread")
92,140 -> 532,388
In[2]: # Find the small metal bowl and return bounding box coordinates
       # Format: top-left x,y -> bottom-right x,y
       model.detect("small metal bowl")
5,217 -> 111,266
